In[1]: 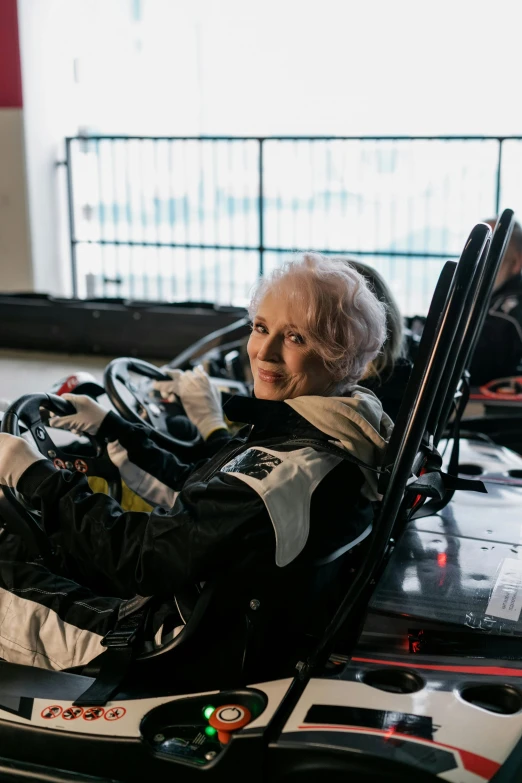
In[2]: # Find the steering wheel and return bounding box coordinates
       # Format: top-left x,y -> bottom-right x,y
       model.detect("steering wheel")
0,393 -> 122,566
104,358 -> 203,451
1,394 -> 122,503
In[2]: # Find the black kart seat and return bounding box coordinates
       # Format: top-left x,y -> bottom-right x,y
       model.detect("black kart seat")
74,539 -> 371,705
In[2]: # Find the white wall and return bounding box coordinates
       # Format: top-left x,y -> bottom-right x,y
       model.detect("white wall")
14,0 -> 522,297
17,0 -> 135,296
17,0 -> 71,295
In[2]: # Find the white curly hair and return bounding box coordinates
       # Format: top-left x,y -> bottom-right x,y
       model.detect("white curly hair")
249,252 -> 387,391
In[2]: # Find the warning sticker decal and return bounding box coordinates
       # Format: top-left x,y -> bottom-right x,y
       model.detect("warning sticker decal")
105,707 -> 126,721
83,707 -> 105,721
62,707 -> 84,720
486,557 -> 522,621
41,705 -> 63,720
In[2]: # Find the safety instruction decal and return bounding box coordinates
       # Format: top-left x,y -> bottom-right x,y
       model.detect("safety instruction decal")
105,707 -> 126,721
83,707 -> 105,721
41,705 -> 63,720
486,557 -> 522,621
62,707 -> 84,720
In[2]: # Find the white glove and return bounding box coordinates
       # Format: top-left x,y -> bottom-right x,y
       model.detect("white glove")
152,369 -> 183,403
0,433 -> 47,488
180,366 -> 226,439
155,366 -> 225,439
48,393 -> 109,436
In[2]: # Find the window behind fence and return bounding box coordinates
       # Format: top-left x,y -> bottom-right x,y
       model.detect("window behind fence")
65,136 -> 522,315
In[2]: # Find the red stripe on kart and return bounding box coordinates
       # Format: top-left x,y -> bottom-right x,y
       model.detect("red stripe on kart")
469,393 -> 522,402
352,656 -> 522,677
299,725 -> 500,779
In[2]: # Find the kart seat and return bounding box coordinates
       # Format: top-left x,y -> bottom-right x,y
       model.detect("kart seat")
69,536 -> 371,703
0,535 -> 370,706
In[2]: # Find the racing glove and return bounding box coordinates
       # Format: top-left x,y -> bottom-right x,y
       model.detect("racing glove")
154,367 -> 226,439
48,393 -> 109,436
153,369 -> 183,403
0,433 -> 46,488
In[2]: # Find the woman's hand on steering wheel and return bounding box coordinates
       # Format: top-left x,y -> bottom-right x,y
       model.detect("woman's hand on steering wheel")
1,393 -> 122,505
152,369 -> 183,402
154,366 -> 226,440
103,357 -> 203,451
0,393 -> 124,568
0,433 -> 46,488
48,394 -> 109,436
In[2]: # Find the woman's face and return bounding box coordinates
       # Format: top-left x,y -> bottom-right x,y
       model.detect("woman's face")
247,291 -> 334,400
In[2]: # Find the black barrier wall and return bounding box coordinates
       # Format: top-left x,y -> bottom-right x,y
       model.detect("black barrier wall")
0,294 -> 246,359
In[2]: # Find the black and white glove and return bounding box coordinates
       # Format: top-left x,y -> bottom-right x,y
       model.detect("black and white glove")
48,393 -> 109,436
0,433 -> 46,488
153,366 -> 225,439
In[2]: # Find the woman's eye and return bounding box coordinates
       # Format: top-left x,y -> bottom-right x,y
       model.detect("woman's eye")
253,322 -> 267,334
288,333 -> 304,345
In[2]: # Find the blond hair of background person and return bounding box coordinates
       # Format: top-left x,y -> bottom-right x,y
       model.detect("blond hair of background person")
332,258 -> 412,420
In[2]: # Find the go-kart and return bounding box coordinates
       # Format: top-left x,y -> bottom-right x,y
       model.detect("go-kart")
456,376 -> 522,457
0,212 -> 522,783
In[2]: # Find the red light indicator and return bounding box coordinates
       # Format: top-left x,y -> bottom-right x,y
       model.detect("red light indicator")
437,552 -> 447,567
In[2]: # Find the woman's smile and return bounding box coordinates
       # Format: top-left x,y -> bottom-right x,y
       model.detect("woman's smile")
257,367 -> 285,384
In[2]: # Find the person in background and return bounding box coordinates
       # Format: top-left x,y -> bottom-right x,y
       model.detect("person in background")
469,219 -> 522,386
337,259 -> 413,421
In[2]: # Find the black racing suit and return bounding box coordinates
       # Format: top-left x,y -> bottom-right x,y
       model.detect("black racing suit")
0,394 -> 373,671
469,274 -> 522,386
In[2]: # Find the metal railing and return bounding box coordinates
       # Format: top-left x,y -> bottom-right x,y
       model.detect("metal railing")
64,135 -> 522,315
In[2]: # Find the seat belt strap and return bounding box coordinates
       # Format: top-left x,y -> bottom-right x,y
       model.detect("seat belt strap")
73,596 -> 151,707
408,469 -> 487,500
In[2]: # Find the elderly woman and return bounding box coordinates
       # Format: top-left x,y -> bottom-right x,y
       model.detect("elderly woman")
0,253 -> 391,672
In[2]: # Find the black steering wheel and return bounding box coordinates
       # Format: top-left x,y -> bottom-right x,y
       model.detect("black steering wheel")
0,394 -> 122,566
1,394 -> 122,503
104,358 -> 203,451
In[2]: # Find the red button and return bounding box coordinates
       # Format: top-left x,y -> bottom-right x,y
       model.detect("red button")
209,704 -> 252,744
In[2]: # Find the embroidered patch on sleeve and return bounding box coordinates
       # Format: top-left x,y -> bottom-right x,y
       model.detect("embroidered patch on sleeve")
221,448 -> 282,480
220,446 -> 342,567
